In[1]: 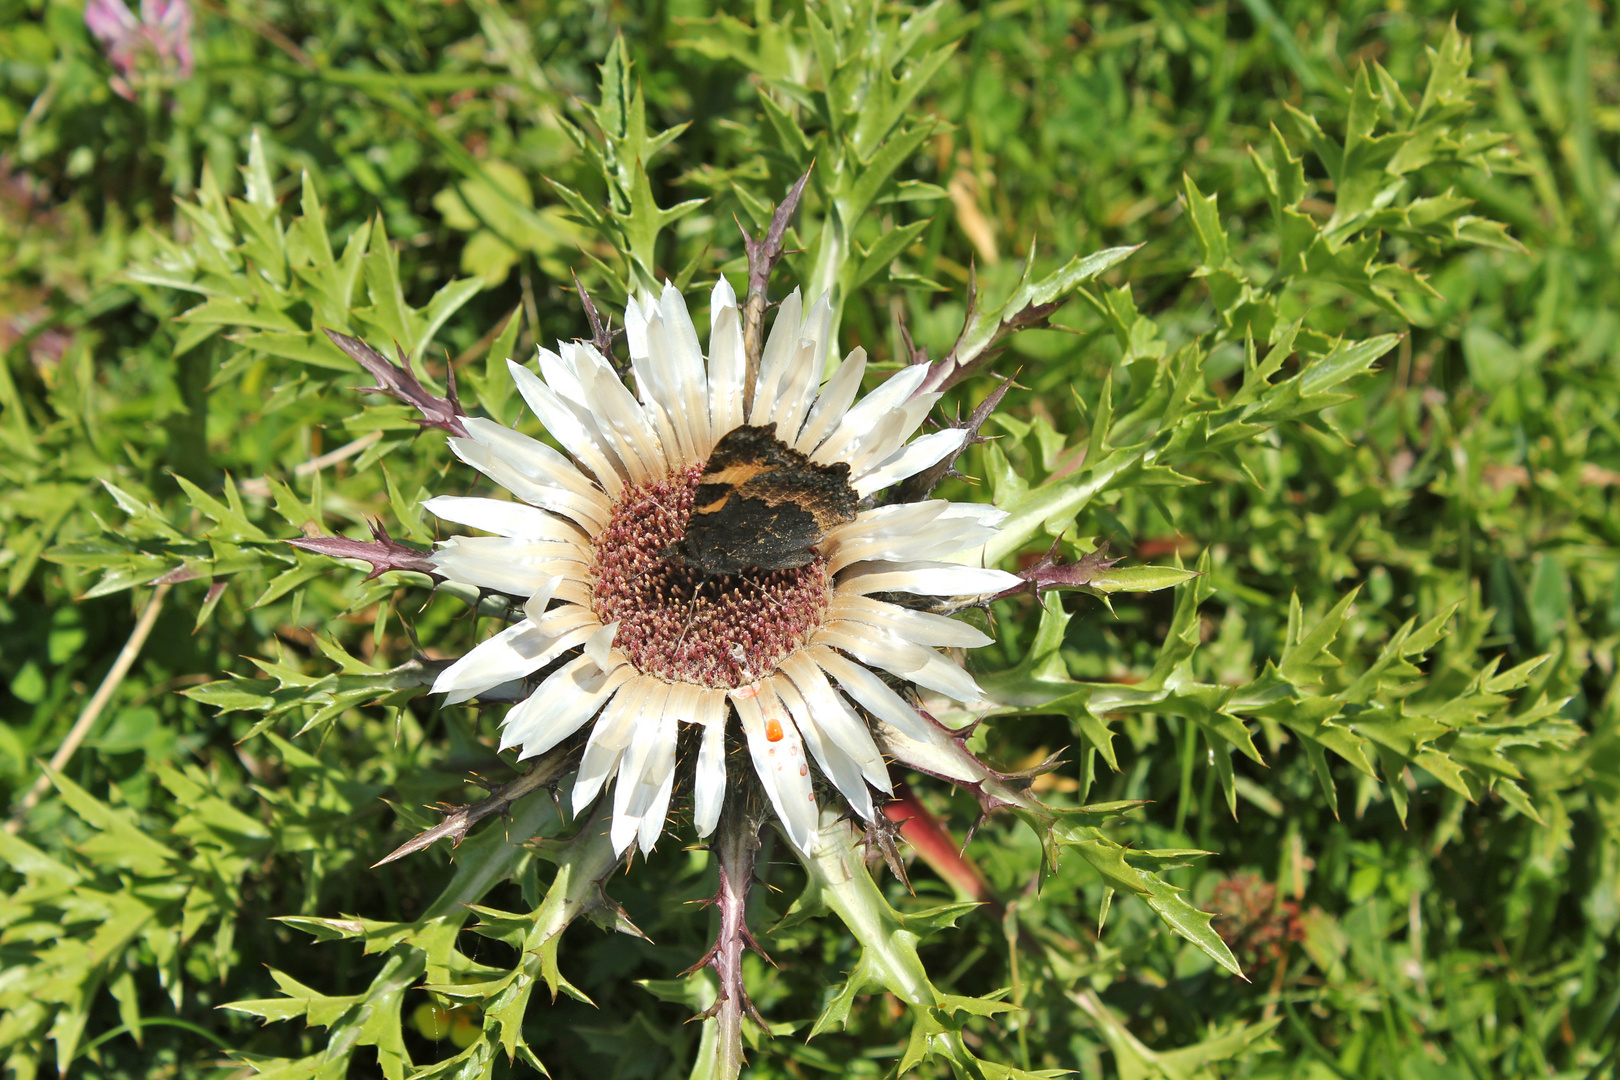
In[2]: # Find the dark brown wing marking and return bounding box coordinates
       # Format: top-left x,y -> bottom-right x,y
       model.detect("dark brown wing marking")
676,424 -> 858,575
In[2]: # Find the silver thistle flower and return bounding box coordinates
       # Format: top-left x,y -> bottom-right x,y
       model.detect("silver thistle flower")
426,282 -> 1018,856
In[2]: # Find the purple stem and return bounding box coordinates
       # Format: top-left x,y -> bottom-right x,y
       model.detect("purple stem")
740,167 -> 813,415
286,519 -> 442,582
685,799 -> 769,1078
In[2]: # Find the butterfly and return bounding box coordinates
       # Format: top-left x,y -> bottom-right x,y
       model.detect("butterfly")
673,423 -> 858,575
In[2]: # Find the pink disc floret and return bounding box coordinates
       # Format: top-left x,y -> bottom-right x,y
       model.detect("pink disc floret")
590,467 -> 832,689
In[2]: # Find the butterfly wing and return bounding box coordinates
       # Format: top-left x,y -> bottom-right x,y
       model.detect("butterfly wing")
680,424 -> 857,574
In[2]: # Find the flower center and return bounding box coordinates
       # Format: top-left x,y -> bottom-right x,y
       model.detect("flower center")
590,468 -> 832,689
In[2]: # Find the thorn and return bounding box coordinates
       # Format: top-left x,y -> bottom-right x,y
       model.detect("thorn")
288,520 -> 441,582
960,812 -> 988,854
370,754 -> 565,867
741,166 -> 815,410
1009,537 -> 1124,597
573,271 -> 623,368
890,374 -> 1015,504
321,327 -> 468,437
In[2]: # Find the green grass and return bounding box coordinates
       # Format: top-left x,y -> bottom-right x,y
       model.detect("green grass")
1,1 -> 1616,1078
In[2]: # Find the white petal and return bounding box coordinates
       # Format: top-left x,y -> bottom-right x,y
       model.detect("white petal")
430,536 -> 587,597
852,428 -> 967,497
825,501 -> 948,546
809,644 -> 937,743
855,390 -> 946,469
628,333 -> 689,471
794,347 -> 867,454
838,562 -> 1022,598
632,681 -> 702,853
868,715 -> 985,784
816,625 -> 985,703
732,682 -> 818,854
936,503 -> 1010,527
535,346 -> 586,406
432,611 -> 596,704
508,359 -> 628,496
521,575 -> 566,623
778,652 -> 891,794
748,289 -> 803,427
558,579 -> 595,608
500,655 -> 629,757
430,555 -> 581,599
584,620 -> 620,670
432,620 -> 540,701
692,690 -> 730,837
707,278 -> 746,444
800,293 -> 833,374
810,364 -> 930,467
761,293 -> 829,445
611,700 -> 679,855
924,506 -> 1012,565
432,535 -> 586,567
577,356 -> 669,481
623,295 -> 649,359
835,408 -> 912,476
481,615 -> 598,698
573,678 -> 658,812
836,392 -> 944,478
824,500 -> 994,569
461,418 -> 606,502
827,503 -> 1002,571
568,341 -> 615,378
649,318 -> 701,463
773,674 -> 875,821
447,437 -> 608,533
659,682 -> 701,725
826,595 -> 993,648
635,763 -> 677,855
530,601 -> 595,639
552,343 -> 624,414
424,496 -> 588,544
659,281 -> 711,453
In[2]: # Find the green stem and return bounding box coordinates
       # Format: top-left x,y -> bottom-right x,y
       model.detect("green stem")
798,815 -> 938,1009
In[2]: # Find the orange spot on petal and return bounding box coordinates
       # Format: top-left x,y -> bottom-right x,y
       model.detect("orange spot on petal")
765,717 -> 784,742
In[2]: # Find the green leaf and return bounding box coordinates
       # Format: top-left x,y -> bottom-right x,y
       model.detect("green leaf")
1184,174 -> 1231,270
1080,564 -> 1202,595
1462,323 -> 1529,392
1055,825 -> 1241,976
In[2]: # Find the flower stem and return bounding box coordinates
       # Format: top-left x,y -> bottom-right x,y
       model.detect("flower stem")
694,797 -> 767,1080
